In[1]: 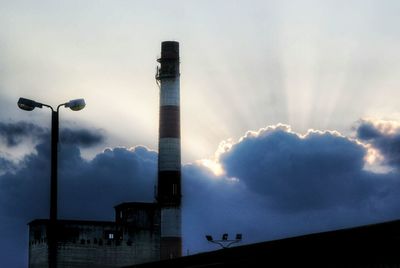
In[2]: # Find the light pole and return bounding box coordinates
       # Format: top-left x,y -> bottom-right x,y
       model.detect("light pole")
18,97 -> 85,268
205,233 -> 242,249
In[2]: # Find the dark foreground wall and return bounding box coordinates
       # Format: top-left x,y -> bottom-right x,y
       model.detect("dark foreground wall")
127,219 -> 400,268
29,203 -> 161,268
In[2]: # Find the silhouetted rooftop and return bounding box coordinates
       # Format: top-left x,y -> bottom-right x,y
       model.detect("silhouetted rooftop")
127,219 -> 400,267
29,219 -> 114,226
114,202 -> 158,210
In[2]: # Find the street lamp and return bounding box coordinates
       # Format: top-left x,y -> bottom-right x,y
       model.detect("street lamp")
18,97 -> 85,268
205,233 -> 243,249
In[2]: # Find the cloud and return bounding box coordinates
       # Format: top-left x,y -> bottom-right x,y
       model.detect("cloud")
0,121 -> 46,147
356,119 -> 400,169
58,145 -> 157,220
0,122 -> 109,221
183,123 -> 400,254
0,121 -> 105,156
0,157 -> 16,175
356,121 -> 382,140
0,125 -> 155,221
0,121 -> 149,267
218,125 -> 374,212
2,121 -> 400,267
60,128 -> 104,148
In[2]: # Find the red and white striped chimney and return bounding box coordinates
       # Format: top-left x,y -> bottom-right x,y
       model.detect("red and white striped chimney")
156,41 -> 182,259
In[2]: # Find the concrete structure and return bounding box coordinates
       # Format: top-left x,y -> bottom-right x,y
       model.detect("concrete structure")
28,41 -> 182,267
29,203 -> 160,267
155,41 -> 182,259
129,219 -> 400,268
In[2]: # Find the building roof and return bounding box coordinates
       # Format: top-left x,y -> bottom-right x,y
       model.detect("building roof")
28,219 -> 115,227
114,202 -> 159,210
127,219 -> 400,267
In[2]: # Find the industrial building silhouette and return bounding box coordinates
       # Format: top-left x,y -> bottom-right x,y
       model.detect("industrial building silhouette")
28,41 -> 182,267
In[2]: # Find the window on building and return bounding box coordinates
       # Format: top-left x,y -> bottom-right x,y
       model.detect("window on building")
105,231 -> 115,240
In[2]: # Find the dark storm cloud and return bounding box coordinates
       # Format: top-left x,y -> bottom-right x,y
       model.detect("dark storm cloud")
356,120 -> 400,169
58,145 -> 157,220
60,128 -> 104,148
219,126 -> 377,212
0,157 -> 15,173
0,144 -> 156,221
183,124 -> 400,253
0,121 -> 46,147
0,123 -> 149,218
356,121 -> 382,140
0,142 -> 52,219
0,121 -> 104,149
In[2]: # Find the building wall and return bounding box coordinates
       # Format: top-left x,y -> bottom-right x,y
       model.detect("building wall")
29,204 -> 160,268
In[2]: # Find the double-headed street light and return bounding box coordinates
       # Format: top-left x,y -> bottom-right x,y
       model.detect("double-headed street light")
18,97 -> 85,220
18,97 -> 85,268
205,233 -> 243,249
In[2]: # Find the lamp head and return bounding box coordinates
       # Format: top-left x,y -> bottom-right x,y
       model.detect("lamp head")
17,98 -> 42,111
205,235 -> 213,241
222,233 -> 228,241
66,98 -> 85,111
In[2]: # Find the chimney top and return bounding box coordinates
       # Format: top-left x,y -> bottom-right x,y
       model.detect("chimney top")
161,41 -> 179,60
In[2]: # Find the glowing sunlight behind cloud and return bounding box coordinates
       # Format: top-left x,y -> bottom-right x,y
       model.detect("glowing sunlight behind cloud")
1,0 -> 400,163
197,159 -> 224,177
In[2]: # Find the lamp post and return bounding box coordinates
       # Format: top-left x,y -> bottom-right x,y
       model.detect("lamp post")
205,233 -> 242,249
18,97 -> 85,268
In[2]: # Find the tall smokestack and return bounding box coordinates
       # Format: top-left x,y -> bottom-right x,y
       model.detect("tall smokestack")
156,41 -> 182,259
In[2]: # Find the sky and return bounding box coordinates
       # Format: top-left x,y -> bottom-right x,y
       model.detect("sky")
1,0 -> 400,267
